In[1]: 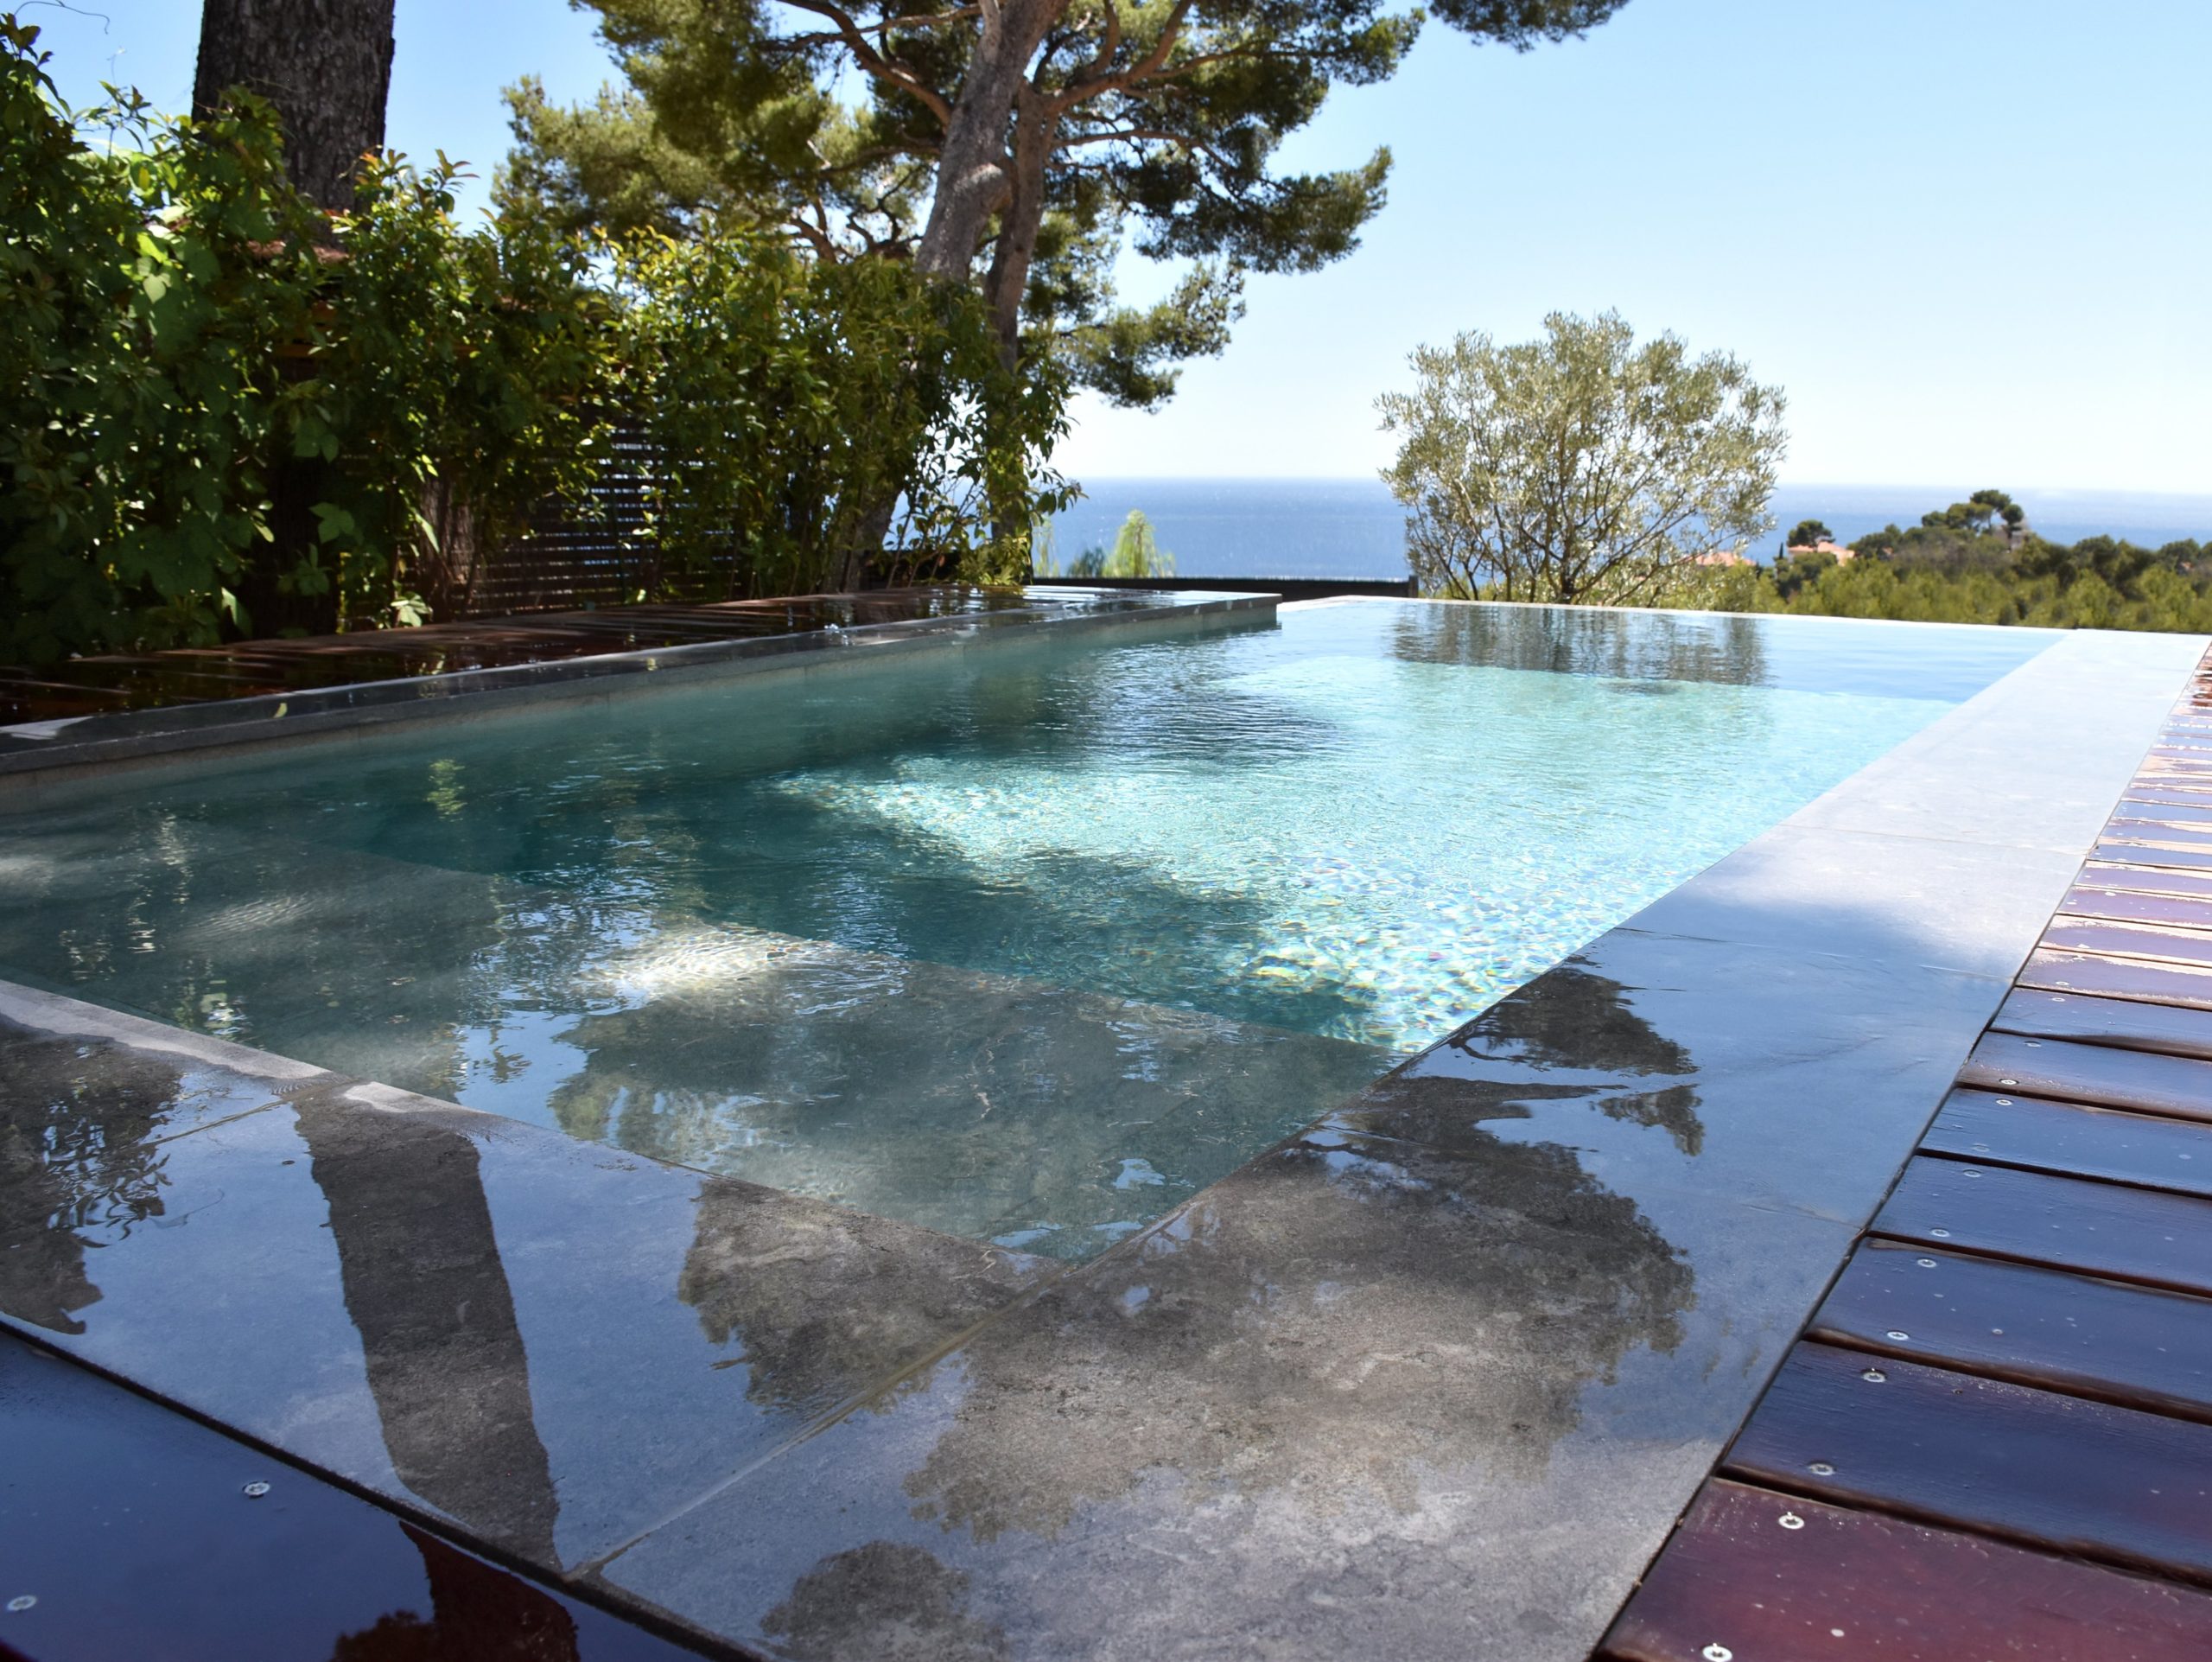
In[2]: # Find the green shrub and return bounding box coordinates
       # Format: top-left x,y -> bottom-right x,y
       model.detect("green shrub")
609,229 -> 1066,597
1,14 -> 1068,666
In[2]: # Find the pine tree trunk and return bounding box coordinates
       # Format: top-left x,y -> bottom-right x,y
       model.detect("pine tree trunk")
912,0 -> 1062,284
193,0 -> 397,210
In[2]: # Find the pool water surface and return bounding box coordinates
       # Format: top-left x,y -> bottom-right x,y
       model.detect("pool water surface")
0,602 -> 2055,1258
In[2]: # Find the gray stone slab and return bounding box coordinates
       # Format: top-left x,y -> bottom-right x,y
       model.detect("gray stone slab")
1618,823 -> 2086,980
1783,630 -> 2204,852
0,998 -> 1051,1574
1323,928 -> 2006,1227
597,1123 -> 1854,1662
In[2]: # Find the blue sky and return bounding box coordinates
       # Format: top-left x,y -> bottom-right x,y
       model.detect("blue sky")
25,0 -> 2212,492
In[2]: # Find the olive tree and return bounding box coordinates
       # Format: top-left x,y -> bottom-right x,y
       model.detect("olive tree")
1379,311 -> 1787,605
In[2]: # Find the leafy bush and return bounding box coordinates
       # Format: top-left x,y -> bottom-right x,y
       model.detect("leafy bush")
0,19 -> 610,661
1,15 -> 1066,667
3,23 -> 298,663
609,229 -> 1067,597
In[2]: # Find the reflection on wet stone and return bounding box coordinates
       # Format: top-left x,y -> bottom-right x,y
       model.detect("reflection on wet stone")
600,1095 -> 1720,1657
0,1027 -> 186,1334
1595,1082 -> 1704,1154
1331,963 -> 1705,1157
762,1544 -> 1008,1662
544,946 -> 1384,1255
330,1526 -> 582,1662
1454,964 -> 1695,1077
678,1179 -> 1049,1419
899,1128 -> 1693,1543
294,1091 -> 562,1564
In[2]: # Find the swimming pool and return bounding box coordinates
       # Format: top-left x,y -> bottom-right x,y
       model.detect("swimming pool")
0,601 -> 2056,1258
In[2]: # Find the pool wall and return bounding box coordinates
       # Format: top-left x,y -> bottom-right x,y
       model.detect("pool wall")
0,610 -> 2201,1662
0,588 -> 1273,790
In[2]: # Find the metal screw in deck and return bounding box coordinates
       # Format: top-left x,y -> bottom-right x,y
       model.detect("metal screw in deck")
1702,1646 -> 1732,1662
5,1597 -> 34,1614
242,1481 -> 271,1499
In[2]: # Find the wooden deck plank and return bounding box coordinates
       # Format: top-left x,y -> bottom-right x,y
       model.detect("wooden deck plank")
2063,885 -> 2212,930
1990,988 -> 2212,1060
2137,758 -> 2212,781
2114,792 -> 2212,818
2038,917 -> 2212,970
2107,829 -> 2212,858
2018,948 -> 2212,1009
1925,1089 -> 2212,1198
1721,1343 -> 2212,1585
2106,774 -> 2212,792
1872,1157 -> 2212,1297
1808,1239 -> 2212,1421
1958,1031 -> 2212,1120
2117,798 -> 2212,827
2094,841 -> 2212,873
1599,1478 -> 2212,1662
2107,819 -> 2212,850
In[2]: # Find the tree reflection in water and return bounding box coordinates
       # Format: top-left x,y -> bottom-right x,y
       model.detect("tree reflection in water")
294,1097 -> 562,1567
0,1027 -> 182,1334
1390,603 -> 1771,688
1434,963 -> 1705,1154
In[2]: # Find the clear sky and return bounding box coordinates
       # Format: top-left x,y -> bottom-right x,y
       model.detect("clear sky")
25,0 -> 2212,492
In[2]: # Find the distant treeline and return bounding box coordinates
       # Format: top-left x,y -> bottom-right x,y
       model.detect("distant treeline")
1692,492 -> 2212,632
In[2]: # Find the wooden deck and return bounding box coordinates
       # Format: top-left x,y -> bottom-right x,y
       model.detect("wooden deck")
1600,650 -> 2212,1660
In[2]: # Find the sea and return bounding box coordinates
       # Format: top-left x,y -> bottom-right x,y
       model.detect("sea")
1046,480 -> 2212,582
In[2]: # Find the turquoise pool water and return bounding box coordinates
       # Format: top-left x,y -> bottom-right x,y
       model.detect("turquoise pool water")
0,602 -> 2054,1257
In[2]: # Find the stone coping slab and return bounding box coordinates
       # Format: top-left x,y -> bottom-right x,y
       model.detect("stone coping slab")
0,616 -> 2201,1660
0,585 -> 1270,781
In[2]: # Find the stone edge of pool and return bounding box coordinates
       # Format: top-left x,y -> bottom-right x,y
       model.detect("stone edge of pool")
0,620 -> 2201,1662
0,586 -> 1275,784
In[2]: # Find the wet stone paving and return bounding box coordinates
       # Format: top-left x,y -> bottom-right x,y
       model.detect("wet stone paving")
0,622 -> 2203,1660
